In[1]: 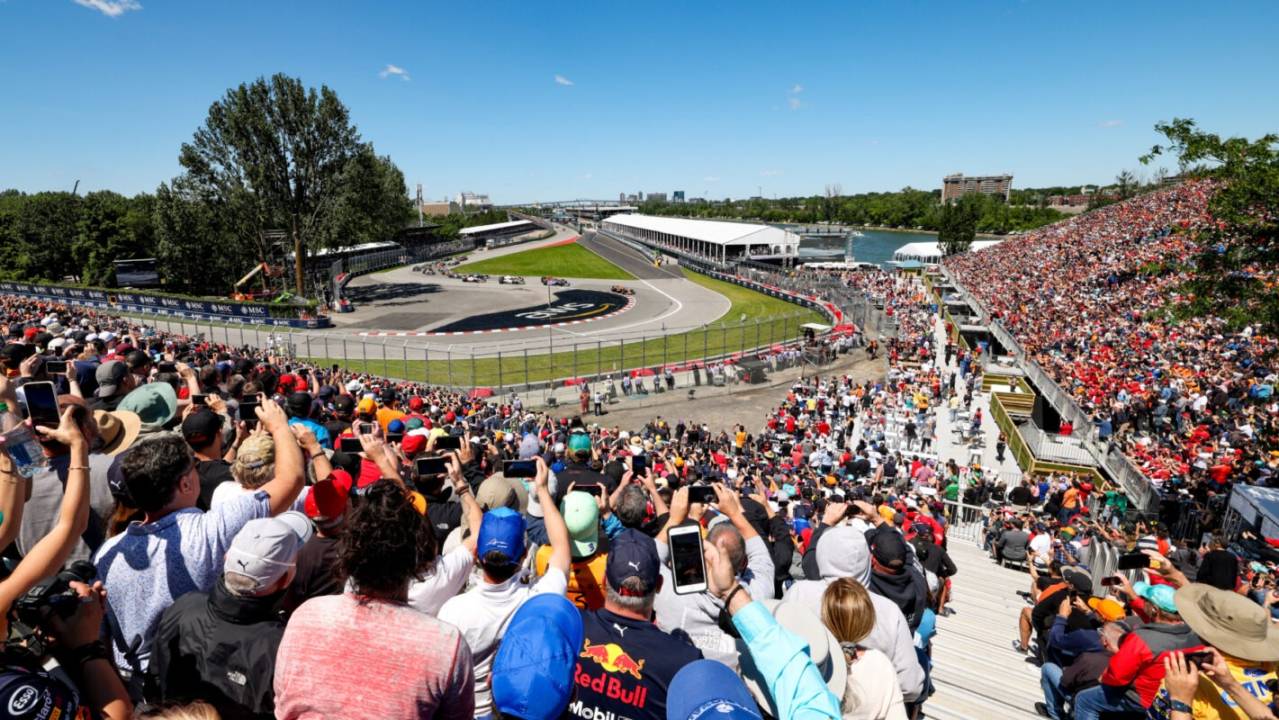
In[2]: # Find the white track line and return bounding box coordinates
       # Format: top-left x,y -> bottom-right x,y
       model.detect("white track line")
569,278 -> 686,337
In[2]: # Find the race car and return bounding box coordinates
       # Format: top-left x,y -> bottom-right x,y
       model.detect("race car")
541,276 -> 570,287
498,275 -> 526,285
461,274 -> 488,283
610,285 -> 636,296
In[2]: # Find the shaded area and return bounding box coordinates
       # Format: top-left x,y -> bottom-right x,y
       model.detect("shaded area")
346,282 -> 442,306
578,232 -> 685,280
371,312 -> 452,331
435,289 -> 627,332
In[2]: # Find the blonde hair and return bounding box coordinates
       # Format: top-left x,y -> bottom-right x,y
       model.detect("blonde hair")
135,701 -> 222,719
821,577 -> 877,646
232,433 -> 276,489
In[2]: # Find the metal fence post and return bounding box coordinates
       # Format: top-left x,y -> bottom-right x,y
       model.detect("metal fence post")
523,348 -> 529,391
424,347 -> 430,385
596,341 -> 602,381
447,349 -> 453,387
305,334 -> 312,362
498,350 -> 503,392
470,348 -> 476,390
381,340 -> 389,378
341,338 -> 348,369
361,340 -> 368,372
571,343 -> 577,383
402,344 -> 408,380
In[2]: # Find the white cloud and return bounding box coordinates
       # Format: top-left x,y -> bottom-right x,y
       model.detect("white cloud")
379,64 -> 411,81
1098,119 -> 1123,128
790,84 -> 804,94
73,0 -> 141,17
787,97 -> 802,110
759,169 -> 782,177
703,176 -> 720,183
554,74 -> 574,86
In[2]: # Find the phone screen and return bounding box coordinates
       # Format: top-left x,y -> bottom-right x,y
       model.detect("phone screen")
238,401 -> 260,428
631,455 -> 647,475
23,382 -> 60,428
385,432 -> 403,444
156,362 -> 177,373
44,360 -> 68,374
1117,552 -> 1151,571
415,457 -> 449,476
688,485 -> 716,505
191,394 -> 207,406
576,483 -> 603,497
503,459 -> 537,478
669,527 -> 707,594
1101,576 -> 1122,587
435,435 -> 461,450
338,437 -> 363,453
356,422 -> 378,436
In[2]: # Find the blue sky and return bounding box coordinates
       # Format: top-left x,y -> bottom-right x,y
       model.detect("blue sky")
2,1 -> 1276,204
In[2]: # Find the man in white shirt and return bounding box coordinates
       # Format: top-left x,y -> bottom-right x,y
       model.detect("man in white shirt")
438,457 -> 571,718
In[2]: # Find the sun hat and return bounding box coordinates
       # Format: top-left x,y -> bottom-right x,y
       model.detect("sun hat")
118,382 -> 177,434
1174,583 -> 1279,661
491,594 -> 584,720
93,409 -> 142,457
737,599 -> 846,714
667,659 -> 763,720
1132,581 -> 1178,615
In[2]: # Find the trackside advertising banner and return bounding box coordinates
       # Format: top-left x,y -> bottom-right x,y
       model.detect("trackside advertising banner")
0,281 -> 330,328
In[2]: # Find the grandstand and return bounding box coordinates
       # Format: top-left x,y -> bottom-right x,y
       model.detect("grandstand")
601,214 -> 800,264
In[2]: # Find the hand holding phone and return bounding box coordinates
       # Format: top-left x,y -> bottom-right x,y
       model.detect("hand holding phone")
22,381 -> 60,428
503,459 -> 537,478
687,485 -> 716,505
668,524 -> 708,595
1117,552 -> 1151,570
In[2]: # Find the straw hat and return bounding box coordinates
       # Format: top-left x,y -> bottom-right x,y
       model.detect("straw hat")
92,410 -> 141,457
1175,583 -> 1279,661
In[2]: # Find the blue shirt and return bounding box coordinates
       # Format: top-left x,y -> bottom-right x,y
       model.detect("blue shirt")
734,601 -> 842,720
288,416 -> 331,449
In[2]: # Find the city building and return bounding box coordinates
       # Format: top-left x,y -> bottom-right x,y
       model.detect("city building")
941,174 -> 1013,203
600,213 -> 799,265
647,192 -> 667,203
419,200 -> 454,217
619,192 -> 626,203
454,192 -> 493,211
672,191 -> 685,203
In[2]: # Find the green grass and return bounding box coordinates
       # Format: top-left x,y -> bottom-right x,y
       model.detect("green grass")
304,268 -> 824,387
454,242 -> 634,280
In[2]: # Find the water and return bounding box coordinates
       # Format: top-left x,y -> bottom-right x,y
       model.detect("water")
795,229 -> 939,267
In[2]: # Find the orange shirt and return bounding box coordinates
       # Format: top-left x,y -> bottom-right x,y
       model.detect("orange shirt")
537,546 -> 607,610
376,407 -> 406,433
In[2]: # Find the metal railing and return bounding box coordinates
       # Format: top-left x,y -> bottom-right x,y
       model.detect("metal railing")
1019,424 -> 1096,466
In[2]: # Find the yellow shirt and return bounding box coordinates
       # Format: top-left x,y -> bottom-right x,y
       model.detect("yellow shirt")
536,545 -> 608,610
1147,658 -> 1276,720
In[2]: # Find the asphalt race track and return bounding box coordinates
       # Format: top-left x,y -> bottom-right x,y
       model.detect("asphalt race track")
433,289 -> 628,333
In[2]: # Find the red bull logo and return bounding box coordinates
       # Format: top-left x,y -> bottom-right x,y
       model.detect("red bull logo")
579,640 -> 645,679
575,641 -> 649,710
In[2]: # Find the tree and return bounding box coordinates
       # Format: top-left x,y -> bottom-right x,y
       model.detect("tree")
1141,118 -> 1279,332
938,194 -> 980,256
177,73 -> 408,296
1114,170 -> 1138,200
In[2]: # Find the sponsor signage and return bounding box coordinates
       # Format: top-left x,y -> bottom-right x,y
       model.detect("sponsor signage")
0,281 -> 328,328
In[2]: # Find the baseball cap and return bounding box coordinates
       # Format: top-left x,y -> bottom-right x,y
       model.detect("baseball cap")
1062,567 -> 1094,597
1087,597 -> 1127,622
285,391 -> 313,418
334,395 -> 356,413
491,594 -> 584,720
223,511 -> 314,593
667,659 -> 763,720
605,529 -> 660,595
304,471 -> 352,525
478,507 -> 527,565
1133,581 -> 1178,614
567,432 -> 592,454
401,433 -> 427,457
233,434 -> 276,474
356,397 -> 377,415
181,407 -> 224,448
94,360 -> 129,398
562,491 -> 601,557
870,530 -> 909,570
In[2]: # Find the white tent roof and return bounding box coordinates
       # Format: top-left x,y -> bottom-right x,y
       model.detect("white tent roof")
892,239 -> 1004,261
458,219 -> 534,236
603,214 -> 797,248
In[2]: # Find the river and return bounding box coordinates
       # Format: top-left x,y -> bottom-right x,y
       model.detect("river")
793,228 -> 940,266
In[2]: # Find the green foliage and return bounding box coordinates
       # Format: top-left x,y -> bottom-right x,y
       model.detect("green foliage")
0,190 -> 156,284
937,194 -> 980,256
455,242 -> 634,280
640,187 -> 1066,234
177,73 -> 412,294
1142,118 -> 1279,332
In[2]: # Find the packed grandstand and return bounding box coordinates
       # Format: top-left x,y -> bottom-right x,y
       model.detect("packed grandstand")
0,181 -> 1274,720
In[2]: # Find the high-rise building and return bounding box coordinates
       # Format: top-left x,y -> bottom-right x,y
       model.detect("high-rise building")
454,192 -> 493,210
673,191 -> 685,203
940,174 -> 1013,203
619,192 -> 626,203
647,192 -> 667,203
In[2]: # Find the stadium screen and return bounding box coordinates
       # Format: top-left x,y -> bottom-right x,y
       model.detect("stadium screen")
113,258 -> 161,288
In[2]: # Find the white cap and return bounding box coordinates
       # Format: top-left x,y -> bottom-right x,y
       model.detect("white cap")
223,511 -> 313,593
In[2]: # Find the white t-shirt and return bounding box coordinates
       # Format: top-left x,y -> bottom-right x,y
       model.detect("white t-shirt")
1029,532 -> 1052,557
404,544 -> 478,616
437,567 -> 568,717
841,647 -> 909,720
210,481 -> 309,514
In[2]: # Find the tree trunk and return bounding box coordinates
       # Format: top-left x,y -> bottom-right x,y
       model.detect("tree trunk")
292,222 -> 304,297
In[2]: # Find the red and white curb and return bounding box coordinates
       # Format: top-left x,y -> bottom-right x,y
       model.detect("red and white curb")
358,295 -> 636,337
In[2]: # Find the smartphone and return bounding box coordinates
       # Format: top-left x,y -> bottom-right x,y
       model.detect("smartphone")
688,485 -> 717,505
576,483 -> 604,497
191,394 -> 207,407
1117,552 -> 1151,571
435,435 -> 461,450
23,381 -> 60,428
44,359 -> 68,374
356,422 -> 378,436
415,456 -> 449,476
238,400 -> 260,428
1183,651 -> 1213,667
385,432 -> 403,444
503,459 -> 537,478
1101,576 -> 1122,587
338,437 -> 363,453
156,362 -> 177,373
668,524 -> 708,595
631,454 -> 647,475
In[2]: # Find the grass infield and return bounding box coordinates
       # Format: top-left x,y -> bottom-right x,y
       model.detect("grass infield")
454,242 -> 635,280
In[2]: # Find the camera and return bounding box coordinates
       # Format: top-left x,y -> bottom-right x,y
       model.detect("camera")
7,561 -> 97,657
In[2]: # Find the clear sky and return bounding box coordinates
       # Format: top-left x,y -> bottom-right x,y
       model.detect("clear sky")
2,1 -> 1276,203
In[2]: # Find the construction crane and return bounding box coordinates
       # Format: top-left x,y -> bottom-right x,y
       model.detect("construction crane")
232,262 -> 285,302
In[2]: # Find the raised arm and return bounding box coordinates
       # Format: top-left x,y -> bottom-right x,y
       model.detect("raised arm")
255,401 -> 305,516
535,457 -> 571,574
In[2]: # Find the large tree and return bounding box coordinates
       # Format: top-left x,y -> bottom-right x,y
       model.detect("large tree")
1142,118 -> 1279,332
177,73 -> 410,296
937,194 -> 980,256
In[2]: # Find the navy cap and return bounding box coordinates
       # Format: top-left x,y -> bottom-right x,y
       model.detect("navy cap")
492,594 -> 584,720
478,507 -> 527,564
605,529 -> 661,595
666,659 -> 763,720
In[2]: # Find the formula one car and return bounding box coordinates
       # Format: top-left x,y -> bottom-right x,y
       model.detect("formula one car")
461,274 -> 489,283
610,285 -> 636,296
498,275 -> 526,285
540,276 -> 570,287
